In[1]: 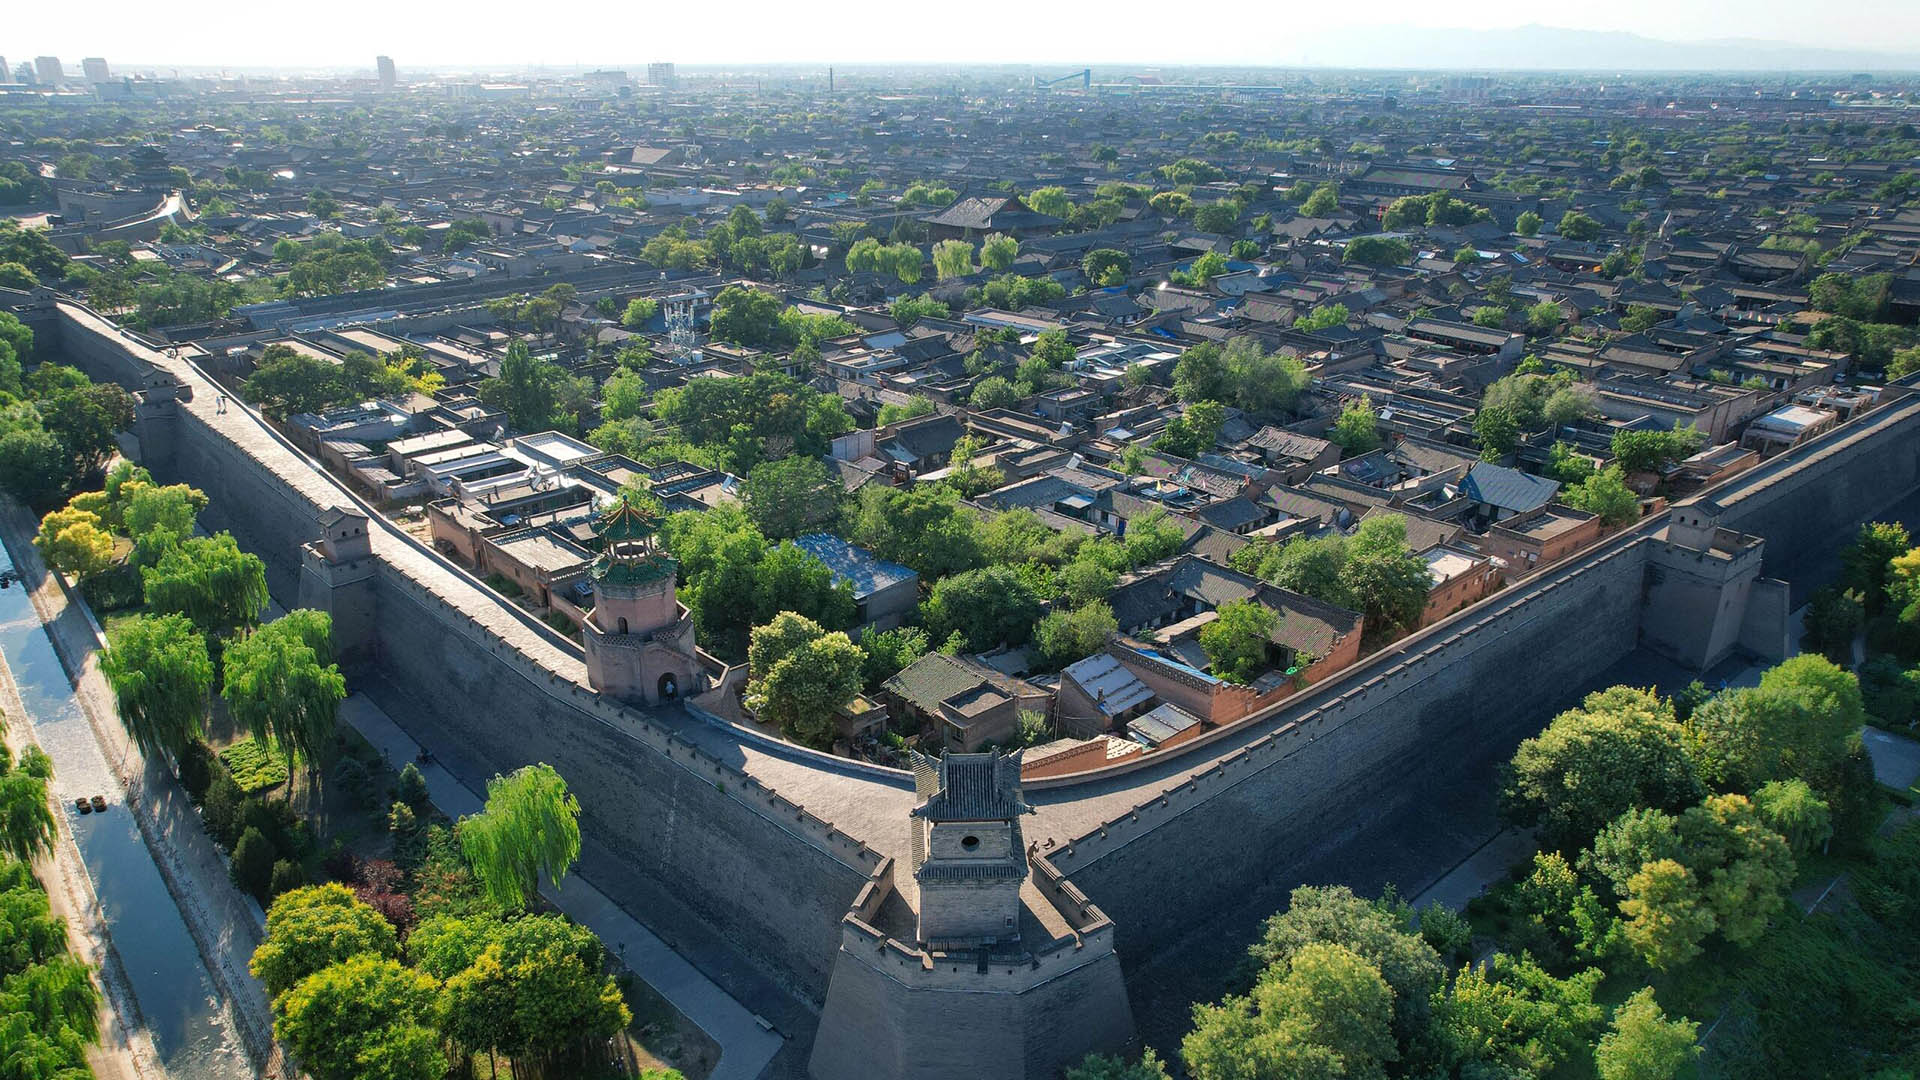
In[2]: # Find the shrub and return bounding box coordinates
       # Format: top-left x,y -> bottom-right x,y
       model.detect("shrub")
177,741 -> 217,802
269,860 -> 306,898
201,773 -> 243,845
1418,902 -> 1475,965
332,756 -> 380,811
230,826 -> 277,901
396,762 -> 429,814
219,737 -> 289,793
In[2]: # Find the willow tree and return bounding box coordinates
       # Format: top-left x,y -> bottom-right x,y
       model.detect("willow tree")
458,764 -> 581,911
100,612 -> 213,763
141,532 -> 268,637
223,610 -> 346,778
0,748 -> 55,863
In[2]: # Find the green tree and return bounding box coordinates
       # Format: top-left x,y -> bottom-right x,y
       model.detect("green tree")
1752,778 -> 1832,857
437,915 -> 629,1076
920,566 -> 1042,652
1033,602 -> 1117,670
0,752 -> 56,864
222,611 -> 347,777
1293,303 -> 1349,333
1620,304 -> 1664,334
1610,427 -> 1703,474
858,626 -> 929,691
1344,236 -> 1411,267
1501,686 -> 1702,853
272,954 -> 445,1080
1081,248 -> 1130,286
142,532 -> 268,637
250,883 -> 399,998
458,764 -> 582,911
124,481 -> 207,555
979,233 -> 1019,272
100,613 -> 212,762
1528,299 -> 1567,336
847,483 -> 983,580
751,542 -> 855,632
1246,886 -> 1444,1059
1676,793 -> 1794,945
1330,395 -> 1381,455
33,505 -> 115,579
971,376 -> 1019,410
1185,942 -> 1396,1080
1502,851 -> 1617,971
1474,404 -> 1520,460
1685,660 -> 1861,794
621,297 -> 659,328
1558,210 -> 1603,241
1619,858 -> 1715,970
479,339 -> 562,432
742,455 -> 842,540
1438,953 -> 1605,1075
932,239 -> 975,280
230,826 -> 278,901
744,614 -> 865,748
1199,600 -> 1277,684
1025,186 -> 1072,218
1563,465 -> 1641,526
1839,521 -> 1909,615
1594,987 -> 1700,1080
1299,184 -> 1339,217
1194,201 -> 1241,235
1337,515 -> 1430,639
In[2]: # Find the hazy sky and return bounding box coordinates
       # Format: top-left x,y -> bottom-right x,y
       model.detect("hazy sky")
7,0 -> 1920,70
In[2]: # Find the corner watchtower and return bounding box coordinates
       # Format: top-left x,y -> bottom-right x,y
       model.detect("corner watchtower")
582,494 -> 701,705
910,751 -> 1032,948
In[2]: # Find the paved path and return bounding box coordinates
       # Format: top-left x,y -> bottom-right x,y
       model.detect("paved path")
1411,827 -> 1537,913
342,695 -> 785,1080
1863,728 -> 1920,791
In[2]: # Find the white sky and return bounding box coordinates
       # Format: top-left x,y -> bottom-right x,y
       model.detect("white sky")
6,0 -> 1919,71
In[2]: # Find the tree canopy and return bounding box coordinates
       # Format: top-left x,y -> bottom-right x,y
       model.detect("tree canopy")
458,764 -> 582,911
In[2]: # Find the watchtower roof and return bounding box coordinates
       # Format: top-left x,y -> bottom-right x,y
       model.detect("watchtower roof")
592,493 -> 660,542
911,752 -> 1031,822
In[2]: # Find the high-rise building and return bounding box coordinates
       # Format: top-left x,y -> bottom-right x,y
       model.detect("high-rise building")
82,57 -> 109,84
34,56 -> 63,87
646,62 -> 675,88
0,59 -> 8,85
376,55 -> 396,89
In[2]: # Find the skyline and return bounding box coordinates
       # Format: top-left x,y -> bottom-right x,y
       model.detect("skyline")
8,0 -> 1920,71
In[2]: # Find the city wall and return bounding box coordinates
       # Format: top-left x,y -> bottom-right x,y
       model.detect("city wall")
1040,532 -> 1652,956
45,300 -> 1920,1071
53,304 -> 876,1000
1038,385 -> 1920,968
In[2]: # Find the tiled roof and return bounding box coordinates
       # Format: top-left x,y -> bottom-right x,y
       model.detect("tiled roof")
911,752 -> 1030,822
791,533 -> 917,599
1462,462 -> 1561,514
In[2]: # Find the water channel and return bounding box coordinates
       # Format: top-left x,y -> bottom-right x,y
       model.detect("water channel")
0,544 -> 251,1080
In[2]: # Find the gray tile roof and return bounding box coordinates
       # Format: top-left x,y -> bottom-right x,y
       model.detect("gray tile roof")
910,752 -> 1030,822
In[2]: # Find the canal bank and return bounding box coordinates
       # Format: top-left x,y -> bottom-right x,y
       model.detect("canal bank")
0,499 -> 270,1080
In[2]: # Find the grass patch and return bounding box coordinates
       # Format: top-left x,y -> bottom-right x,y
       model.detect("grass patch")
483,572 -> 525,599
220,737 -> 289,793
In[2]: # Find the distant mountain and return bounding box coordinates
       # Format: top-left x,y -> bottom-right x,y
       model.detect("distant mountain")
1283,24 -> 1920,72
